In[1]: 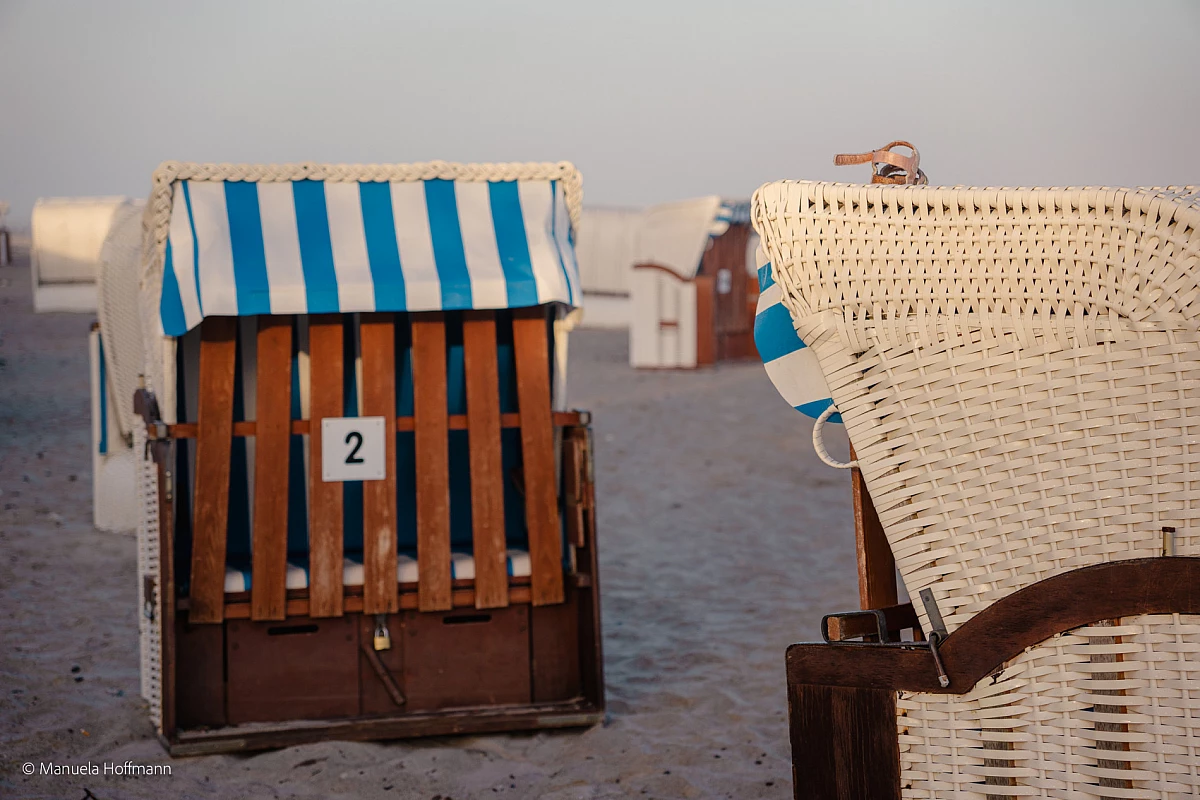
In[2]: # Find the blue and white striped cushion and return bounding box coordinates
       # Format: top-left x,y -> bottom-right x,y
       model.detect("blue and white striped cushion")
753,248 -> 839,422
223,548 -> 533,592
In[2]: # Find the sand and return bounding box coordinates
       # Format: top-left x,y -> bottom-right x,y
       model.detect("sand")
0,242 -> 860,800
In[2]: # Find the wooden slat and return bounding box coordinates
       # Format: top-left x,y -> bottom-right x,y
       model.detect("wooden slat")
851,446 -> 897,611
694,275 -> 717,366
307,315 -> 344,618
360,313 -> 399,615
189,316 -> 238,624
511,307 -> 564,606
250,316 -> 293,621
411,313 -> 452,612
789,684 -> 902,800
463,311 -> 508,609
167,410 -> 583,439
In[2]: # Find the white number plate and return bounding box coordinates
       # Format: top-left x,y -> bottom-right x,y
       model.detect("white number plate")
321,416 -> 387,482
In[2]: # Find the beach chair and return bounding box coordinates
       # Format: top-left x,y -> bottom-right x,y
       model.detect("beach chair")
89,199 -> 145,532
629,198 -> 757,368
130,161 -> 604,755
754,180 -> 1200,798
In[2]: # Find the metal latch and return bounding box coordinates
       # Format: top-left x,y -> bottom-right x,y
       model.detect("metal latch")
919,588 -> 950,688
142,576 -> 157,622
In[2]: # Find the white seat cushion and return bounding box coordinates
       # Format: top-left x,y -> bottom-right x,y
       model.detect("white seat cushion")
224,548 -> 532,593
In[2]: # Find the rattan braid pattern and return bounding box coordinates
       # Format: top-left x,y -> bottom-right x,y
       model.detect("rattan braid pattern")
753,183 -> 1200,634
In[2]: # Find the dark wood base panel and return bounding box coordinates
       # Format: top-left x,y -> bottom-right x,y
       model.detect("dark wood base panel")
167,583 -> 603,755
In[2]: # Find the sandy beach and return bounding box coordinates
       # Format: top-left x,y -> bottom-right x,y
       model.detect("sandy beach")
0,241 -> 860,800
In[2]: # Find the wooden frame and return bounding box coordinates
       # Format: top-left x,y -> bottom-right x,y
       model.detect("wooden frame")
786,557 -> 1200,800
136,308 -> 605,755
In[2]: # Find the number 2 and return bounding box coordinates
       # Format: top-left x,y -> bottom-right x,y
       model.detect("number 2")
344,431 -> 364,464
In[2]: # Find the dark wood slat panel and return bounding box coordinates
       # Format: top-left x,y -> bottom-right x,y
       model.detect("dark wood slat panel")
512,307 -> 564,606
789,683 -> 901,800
307,315 -> 344,618
189,317 -> 238,624
463,311 -> 508,609
250,316 -> 293,621
411,313 -> 452,612
360,313 -> 399,615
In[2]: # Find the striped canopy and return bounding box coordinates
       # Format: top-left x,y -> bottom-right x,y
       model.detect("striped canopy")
753,246 -> 838,422
158,171 -> 581,336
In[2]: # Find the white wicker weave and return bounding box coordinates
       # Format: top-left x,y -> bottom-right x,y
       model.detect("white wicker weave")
898,614 -> 1200,798
752,184 -> 1200,635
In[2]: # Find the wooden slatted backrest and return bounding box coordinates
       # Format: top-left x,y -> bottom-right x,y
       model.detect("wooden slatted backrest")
183,306 -> 569,622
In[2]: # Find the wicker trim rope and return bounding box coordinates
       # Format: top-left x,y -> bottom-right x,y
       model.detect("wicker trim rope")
898,614 -> 1200,798
753,183 -> 1200,634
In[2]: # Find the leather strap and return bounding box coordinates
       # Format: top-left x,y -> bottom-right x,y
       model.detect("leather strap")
834,140 -> 927,185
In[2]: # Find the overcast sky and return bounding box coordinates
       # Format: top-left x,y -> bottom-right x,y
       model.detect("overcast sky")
1,0 -> 1197,227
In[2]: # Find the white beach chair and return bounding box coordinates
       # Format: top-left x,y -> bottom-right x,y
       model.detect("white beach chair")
755,181 -> 1200,799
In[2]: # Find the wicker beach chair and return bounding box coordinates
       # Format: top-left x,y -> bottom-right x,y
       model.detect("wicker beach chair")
129,160 -> 604,754
754,181 -> 1200,798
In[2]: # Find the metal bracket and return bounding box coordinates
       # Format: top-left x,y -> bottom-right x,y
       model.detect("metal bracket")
821,609 -> 890,644
919,588 -> 951,687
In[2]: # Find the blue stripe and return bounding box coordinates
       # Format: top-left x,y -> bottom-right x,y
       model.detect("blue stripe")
98,334 -> 108,456
359,182 -> 407,311
423,180 -> 472,309
754,302 -> 806,362
550,182 -> 575,305
292,180 -> 340,314
224,182 -> 271,316
797,398 -> 841,423
758,262 -> 774,292
488,181 -> 539,307
181,182 -> 203,315
160,241 -> 188,336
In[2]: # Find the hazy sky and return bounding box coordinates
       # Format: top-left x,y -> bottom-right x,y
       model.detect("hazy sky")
2,0 -> 1198,227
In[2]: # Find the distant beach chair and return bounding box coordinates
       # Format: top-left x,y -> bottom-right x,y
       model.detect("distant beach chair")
754,176 -> 1200,798
89,198 -> 145,531
127,160 -> 604,754
629,197 -> 758,368
30,197 -> 140,312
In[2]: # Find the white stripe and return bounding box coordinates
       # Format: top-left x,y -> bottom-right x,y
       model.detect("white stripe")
389,182 -> 441,311
256,183 -> 308,315
185,182 -> 238,316
517,181 -> 569,304
168,183 -> 203,329
759,281 -> 783,309
764,347 -> 829,409
454,181 -> 508,308
323,183 -> 376,311
552,186 -> 580,303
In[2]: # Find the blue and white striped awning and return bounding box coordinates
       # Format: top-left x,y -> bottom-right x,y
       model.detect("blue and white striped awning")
159,177 -> 581,336
753,247 -> 838,422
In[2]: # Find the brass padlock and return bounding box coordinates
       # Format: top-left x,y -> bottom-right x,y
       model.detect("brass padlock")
372,615 -> 391,652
